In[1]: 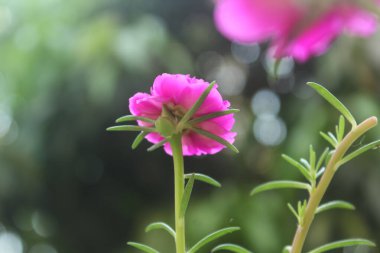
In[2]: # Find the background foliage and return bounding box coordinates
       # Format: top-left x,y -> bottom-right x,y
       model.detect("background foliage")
0,0 -> 380,252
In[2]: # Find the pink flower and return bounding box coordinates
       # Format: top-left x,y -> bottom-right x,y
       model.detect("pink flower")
214,0 -> 378,62
129,73 -> 236,156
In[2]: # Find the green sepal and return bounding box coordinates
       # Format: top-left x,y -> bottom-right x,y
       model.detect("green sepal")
147,138 -> 168,152
191,127 -> 239,153
187,227 -> 241,253
188,109 -> 240,125
316,200 -> 355,214
145,222 -> 176,239
116,115 -> 155,124
106,125 -> 156,132
282,154 -> 311,181
155,116 -> 176,137
307,82 -> 357,128
212,243 -> 253,253
127,242 -> 160,253
338,140 -> 380,167
307,238 -> 376,253
250,180 -> 311,196
178,81 -> 216,128
179,174 -> 195,217
185,173 -> 221,188
132,132 -> 148,149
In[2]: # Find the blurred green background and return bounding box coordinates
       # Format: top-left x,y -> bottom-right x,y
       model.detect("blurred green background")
0,0 -> 380,252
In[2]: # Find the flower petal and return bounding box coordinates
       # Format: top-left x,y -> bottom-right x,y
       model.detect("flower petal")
214,0 -> 302,43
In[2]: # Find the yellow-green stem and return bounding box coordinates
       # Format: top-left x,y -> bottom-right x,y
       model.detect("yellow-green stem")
290,116 -> 378,253
171,134 -> 186,253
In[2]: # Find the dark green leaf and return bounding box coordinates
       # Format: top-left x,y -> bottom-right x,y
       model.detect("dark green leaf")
316,201 -> 355,214
127,242 -> 160,253
188,227 -> 240,253
116,115 -> 155,124
179,174 -> 195,217
106,125 -> 156,132
191,127 -> 239,153
145,222 -> 176,239
287,203 -> 300,222
250,181 -> 311,196
282,154 -> 311,181
132,132 -> 148,149
185,173 -> 221,188
320,132 -> 337,147
339,140 -> 380,166
212,243 -> 252,253
188,109 -> 240,125
307,82 -> 357,127
307,239 -> 376,253
178,81 -> 216,128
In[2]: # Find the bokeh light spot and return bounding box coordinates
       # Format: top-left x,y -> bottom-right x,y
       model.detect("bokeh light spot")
253,115 -> 287,146
0,231 -> 23,253
251,89 -> 280,116
231,42 -> 260,64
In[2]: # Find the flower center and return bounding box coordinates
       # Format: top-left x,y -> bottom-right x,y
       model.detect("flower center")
165,103 -> 187,119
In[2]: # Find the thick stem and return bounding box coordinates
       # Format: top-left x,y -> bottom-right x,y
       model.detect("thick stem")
170,134 -> 186,253
290,116 -> 377,253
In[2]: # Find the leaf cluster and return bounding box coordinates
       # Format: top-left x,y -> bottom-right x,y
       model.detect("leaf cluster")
250,83 -> 378,253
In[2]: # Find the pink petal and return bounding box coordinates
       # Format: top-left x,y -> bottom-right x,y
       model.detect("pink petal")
214,0 -> 303,43
129,92 -> 162,119
344,6 -> 377,36
272,3 -> 378,61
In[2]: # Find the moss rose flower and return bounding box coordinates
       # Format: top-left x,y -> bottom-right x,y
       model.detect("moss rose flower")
214,0 -> 379,62
129,73 -> 236,156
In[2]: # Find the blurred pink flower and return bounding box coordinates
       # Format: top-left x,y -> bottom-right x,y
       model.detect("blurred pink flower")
214,0 -> 378,62
129,73 -> 236,156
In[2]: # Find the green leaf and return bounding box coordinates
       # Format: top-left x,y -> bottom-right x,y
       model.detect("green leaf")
337,115 -> 345,142
316,167 -> 325,179
127,242 -> 160,253
316,200 -> 355,214
307,82 -> 357,128
339,140 -> 380,166
179,174 -> 195,217
250,181 -> 311,196
212,243 -> 253,253
178,81 -> 216,128
188,109 -> 240,125
282,154 -> 311,181
132,132 -> 148,149
116,115 -> 155,124
287,203 -> 300,222
320,132 -> 337,148
106,125 -> 156,132
282,246 -> 292,253
185,173 -> 221,188
316,148 -> 329,171
147,138 -> 168,152
309,145 -> 316,172
307,239 -> 376,253
188,227 -> 240,253
145,222 -> 176,239
191,127 -> 239,153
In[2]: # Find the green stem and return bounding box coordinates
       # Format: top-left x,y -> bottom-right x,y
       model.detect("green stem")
170,134 -> 186,253
290,116 -> 378,253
